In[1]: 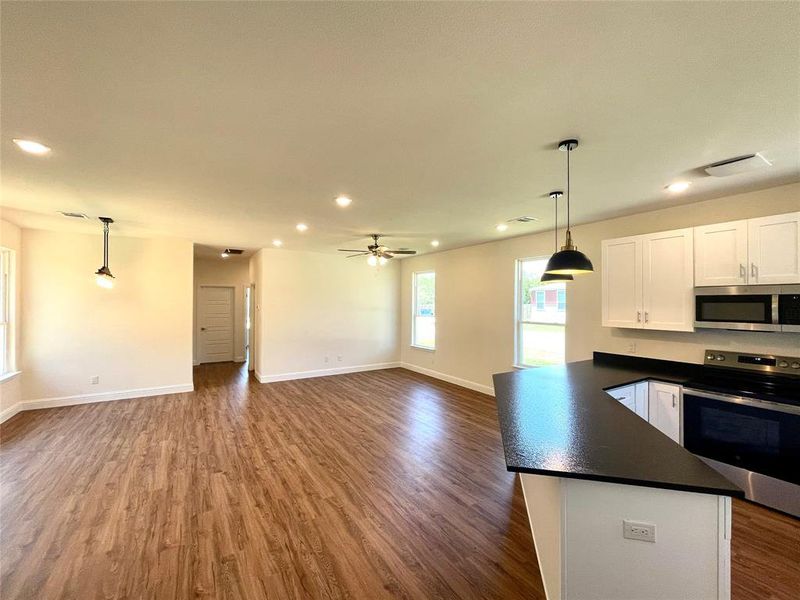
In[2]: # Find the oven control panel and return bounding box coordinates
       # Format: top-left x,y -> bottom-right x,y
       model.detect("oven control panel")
704,349 -> 800,376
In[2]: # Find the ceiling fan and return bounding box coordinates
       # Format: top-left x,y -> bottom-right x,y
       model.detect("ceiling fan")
338,234 -> 417,266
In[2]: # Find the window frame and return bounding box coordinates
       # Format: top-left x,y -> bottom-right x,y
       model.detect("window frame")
514,256 -> 566,368
411,270 -> 436,350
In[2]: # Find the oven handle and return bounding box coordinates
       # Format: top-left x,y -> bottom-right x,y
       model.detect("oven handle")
684,388 -> 800,415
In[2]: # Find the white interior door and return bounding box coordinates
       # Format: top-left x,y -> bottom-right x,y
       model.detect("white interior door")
198,285 -> 234,363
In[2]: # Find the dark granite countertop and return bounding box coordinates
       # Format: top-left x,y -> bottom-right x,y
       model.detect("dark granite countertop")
493,353 -> 744,497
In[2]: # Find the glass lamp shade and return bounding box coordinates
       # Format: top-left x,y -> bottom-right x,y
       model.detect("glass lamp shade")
540,271 -> 574,283
378,256 -> 388,266
544,248 -> 594,275
95,266 -> 115,288
367,255 -> 378,267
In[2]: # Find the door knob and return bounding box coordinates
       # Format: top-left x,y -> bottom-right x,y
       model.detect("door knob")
201,327 -> 206,331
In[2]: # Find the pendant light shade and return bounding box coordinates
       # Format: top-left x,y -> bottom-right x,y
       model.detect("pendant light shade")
95,217 -> 115,288
540,191 -> 574,284
544,139 -> 594,276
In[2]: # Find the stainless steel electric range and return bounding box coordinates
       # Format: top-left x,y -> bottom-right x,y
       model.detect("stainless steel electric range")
682,350 -> 800,517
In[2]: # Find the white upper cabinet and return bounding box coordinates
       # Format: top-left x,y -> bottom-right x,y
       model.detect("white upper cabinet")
747,212 -> 800,284
642,228 -> 694,331
694,212 -> 800,286
602,228 -> 694,331
694,220 -> 748,286
601,236 -> 642,328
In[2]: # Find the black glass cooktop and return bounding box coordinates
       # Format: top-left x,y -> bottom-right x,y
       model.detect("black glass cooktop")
685,367 -> 800,407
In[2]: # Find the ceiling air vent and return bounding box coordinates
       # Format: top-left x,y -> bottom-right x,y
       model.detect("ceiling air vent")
704,153 -> 772,177
223,248 -> 244,255
509,216 -> 539,223
59,211 -> 88,219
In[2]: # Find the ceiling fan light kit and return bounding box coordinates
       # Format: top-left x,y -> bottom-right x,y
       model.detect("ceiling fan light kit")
338,234 -> 417,267
544,139 -> 594,276
94,217 -> 115,288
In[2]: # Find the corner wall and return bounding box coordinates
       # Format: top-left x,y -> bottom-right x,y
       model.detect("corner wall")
0,218 -> 22,418
400,182 -> 800,391
18,229 -> 194,408
250,249 -> 400,381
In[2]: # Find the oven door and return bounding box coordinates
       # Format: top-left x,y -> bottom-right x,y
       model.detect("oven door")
683,389 -> 800,484
694,286 -> 779,331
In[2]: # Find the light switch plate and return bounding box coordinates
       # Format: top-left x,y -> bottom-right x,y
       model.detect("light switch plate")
623,520 -> 656,542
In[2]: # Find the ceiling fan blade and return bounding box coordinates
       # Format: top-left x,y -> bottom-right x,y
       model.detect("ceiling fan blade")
346,252 -> 369,258
338,249 -> 367,252
382,252 -> 394,258
385,249 -> 417,255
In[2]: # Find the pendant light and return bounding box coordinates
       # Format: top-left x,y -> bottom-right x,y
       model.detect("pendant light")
95,217 -> 115,288
544,139 -> 594,275
540,191 -> 574,283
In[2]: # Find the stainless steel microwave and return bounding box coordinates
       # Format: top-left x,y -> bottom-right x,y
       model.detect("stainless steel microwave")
694,285 -> 800,332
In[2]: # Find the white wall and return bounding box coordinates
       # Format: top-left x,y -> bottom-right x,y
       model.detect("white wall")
401,182 -> 800,391
0,218 -> 22,417
250,249 -> 400,381
19,229 -> 194,403
193,255 -> 250,364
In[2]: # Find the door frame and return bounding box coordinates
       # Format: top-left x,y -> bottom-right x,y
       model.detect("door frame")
195,284 -> 236,364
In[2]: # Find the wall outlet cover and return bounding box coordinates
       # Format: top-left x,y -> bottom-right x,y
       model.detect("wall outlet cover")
90,375 -> 100,385
623,520 -> 656,542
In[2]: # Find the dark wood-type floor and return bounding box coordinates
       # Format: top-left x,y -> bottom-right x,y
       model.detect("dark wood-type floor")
1,364 -> 798,599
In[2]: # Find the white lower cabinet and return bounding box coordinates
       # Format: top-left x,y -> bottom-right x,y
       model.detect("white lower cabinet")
648,381 -> 682,443
608,380 -> 680,441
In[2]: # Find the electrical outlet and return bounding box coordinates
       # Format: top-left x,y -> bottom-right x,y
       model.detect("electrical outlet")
324,356 -> 329,363
628,342 -> 637,353
623,520 -> 656,542
337,355 -> 342,362
90,375 -> 100,385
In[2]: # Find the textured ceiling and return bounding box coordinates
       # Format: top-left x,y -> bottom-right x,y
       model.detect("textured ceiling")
2,2 -> 798,255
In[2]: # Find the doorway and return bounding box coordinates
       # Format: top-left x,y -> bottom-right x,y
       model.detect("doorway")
197,285 -> 235,363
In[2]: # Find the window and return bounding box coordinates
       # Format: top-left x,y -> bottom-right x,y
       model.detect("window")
515,257 -> 566,367
0,248 -> 14,375
412,271 -> 435,349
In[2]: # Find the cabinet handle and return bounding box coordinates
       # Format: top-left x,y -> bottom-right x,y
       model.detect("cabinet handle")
644,312 -> 649,323
636,311 -> 641,322
672,393 -> 677,408
739,264 -> 746,280
751,263 -> 757,280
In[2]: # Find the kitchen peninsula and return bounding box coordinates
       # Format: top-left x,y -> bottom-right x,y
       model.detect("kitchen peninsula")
494,353 -> 743,600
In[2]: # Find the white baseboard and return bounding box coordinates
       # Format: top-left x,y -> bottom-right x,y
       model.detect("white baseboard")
0,383 -> 194,423
256,362 -> 401,383
399,362 -> 495,396
234,355 -> 245,363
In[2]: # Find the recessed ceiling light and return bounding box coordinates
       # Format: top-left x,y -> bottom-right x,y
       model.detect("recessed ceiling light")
13,138 -> 51,155
335,195 -> 352,207
296,223 -> 308,232
666,181 -> 691,193
496,223 -> 509,232
272,239 -> 283,247
59,211 -> 88,219
431,240 -> 440,247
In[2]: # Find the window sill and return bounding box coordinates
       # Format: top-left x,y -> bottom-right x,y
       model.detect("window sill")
410,345 -> 435,352
0,370 -> 21,384
512,364 -> 533,370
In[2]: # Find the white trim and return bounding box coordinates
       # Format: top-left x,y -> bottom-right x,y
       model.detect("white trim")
399,362 -> 494,396
409,344 -> 435,352
256,362 -> 401,383
234,355 -> 245,363
0,369 -> 21,383
0,383 -> 194,424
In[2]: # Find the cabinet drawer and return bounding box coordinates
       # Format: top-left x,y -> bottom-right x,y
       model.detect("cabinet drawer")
607,384 -> 636,411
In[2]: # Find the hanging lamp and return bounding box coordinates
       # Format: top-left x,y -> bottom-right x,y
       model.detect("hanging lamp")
540,191 -> 574,283
95,217 -> 115,288
544,139 -> 594,275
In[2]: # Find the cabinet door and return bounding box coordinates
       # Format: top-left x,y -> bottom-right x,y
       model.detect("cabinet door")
648,381 -> 681,443
607,384 -> 636,412
634,381 -> 649,421
694,220 -> 748,286
747,212 -> 800,284
642,228 -> 694,331
602,236 -> 643,328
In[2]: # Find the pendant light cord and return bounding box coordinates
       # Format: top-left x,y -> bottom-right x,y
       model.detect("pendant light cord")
553,194 -> 558,251
103,221 -> 109,268
566,146 -> 571,235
